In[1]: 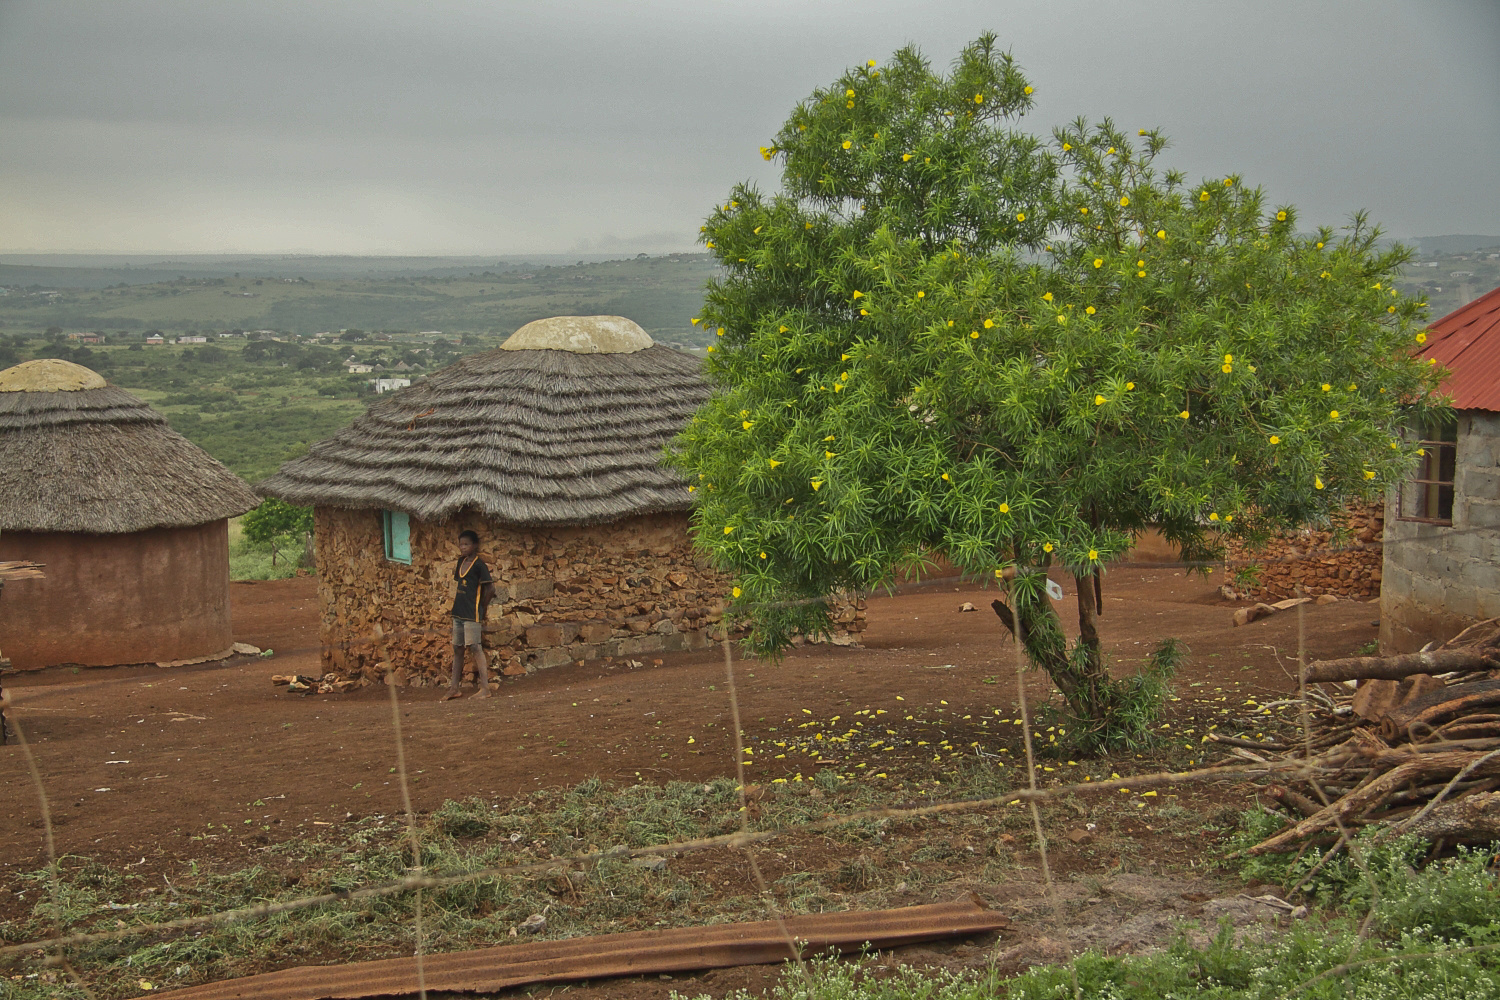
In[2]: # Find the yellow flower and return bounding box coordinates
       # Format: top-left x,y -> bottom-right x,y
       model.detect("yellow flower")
742,420 -> 754,430
1016,212 -> 1026,222
1364,470 -> 1376,480
1057,314 -> 1067,325
1095,394 -> 1106,405
706,345 -> 715,352
1094,258 -> 1103,268
687,485 -> 695,492
1080,206 -> 1089,214
1329,410 -> 1339,420
1157,229 -> 1167,239
1119,195 -> 1130,207
1391,441 -> 1400,450
1225,515 -> 1234,523
998,503 -> 1010,513
1125,381 -> 1134,390
732,587 -> 742,598
805,222 -> 813,229
859,308 -> 868,316
724,525 -> 735,535
1138,259 -> 1145,267
1086,306 -> 1096,315
1043,542 -> 1054,552
811,480 -> 823,491
769,459 -> 781,468
974,93 -> 984,103
1088,549 -> 1099,560
1387,305 -> 1396,314
1374,282 -> 1382,289
716,327 -> 725,336
1269,435 -> 1280,444
825,450 -> 836,458
941,472 -> 950,481
1314,476 -> 1325,490
760,147 -> 774,161
984,318 -> 995,328
824,434 -> 836,441
1224,353 -> 1233,363
1138,270 -> 1147,277
1179,410 -> 1190,419
970,330 -> 979,339
1321,383 -> 1331,391
1062,142 -> 1072,151
760,551 -> 767,558
916,290 -> 925,298
1276,210 -> 1287,221
1209,512 -> 1219,521
842,140 -> 852,150
1042,291 -> 1053,301
1321,270 -> 1331,278
1417,448 -> 1426,456
902,152 -> 913,161
1224,177 -> 1233,186
1024,85 -> 1034,94
690,317 -> 700,325
1199,190 -> 1210,202
1316,241 -> 1324,248
846,88 -> 855,97
851,290 -> 863,299
867,59 -> 876,67
1106,146 -> 1115,154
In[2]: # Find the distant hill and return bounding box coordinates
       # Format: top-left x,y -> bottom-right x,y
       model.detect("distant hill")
1412,235 -> 1500,255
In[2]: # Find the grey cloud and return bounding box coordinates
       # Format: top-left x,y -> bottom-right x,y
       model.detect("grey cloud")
1,0 -> 1496,254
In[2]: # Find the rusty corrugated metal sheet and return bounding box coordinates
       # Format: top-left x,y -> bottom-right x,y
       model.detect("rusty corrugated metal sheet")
1423,284 -> 1500,412
153,899 -> 1011,1000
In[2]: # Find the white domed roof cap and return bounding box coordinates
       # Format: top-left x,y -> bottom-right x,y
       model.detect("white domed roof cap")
501,315 -> 653,354
0,358 -> 108,392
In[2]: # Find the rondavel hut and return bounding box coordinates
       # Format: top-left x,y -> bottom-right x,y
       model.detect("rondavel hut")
259,316 -> 763,686
0,359 -> 259,669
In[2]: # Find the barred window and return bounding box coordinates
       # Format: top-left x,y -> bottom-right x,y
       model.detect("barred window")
1398,421 -> 1457,525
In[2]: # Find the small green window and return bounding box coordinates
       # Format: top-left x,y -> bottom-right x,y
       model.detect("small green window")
382,510 -> 411,564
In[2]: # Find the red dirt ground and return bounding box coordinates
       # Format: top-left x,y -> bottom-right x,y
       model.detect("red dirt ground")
1,569 -> 1379,996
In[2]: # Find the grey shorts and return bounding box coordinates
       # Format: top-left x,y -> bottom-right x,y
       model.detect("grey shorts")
452,617 -> 483,646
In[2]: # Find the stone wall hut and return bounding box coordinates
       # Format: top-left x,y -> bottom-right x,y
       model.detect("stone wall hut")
261,316 -> 857,686
1381,286 -> 1500,652
0,359 -> 258,669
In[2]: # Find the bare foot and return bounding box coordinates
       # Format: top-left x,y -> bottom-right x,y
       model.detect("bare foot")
440,688 -> 464,702
471,688 -> 491,699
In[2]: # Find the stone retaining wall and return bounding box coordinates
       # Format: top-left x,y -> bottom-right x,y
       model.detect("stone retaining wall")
1224,503 -> 1384,601
313,507 -> 866,685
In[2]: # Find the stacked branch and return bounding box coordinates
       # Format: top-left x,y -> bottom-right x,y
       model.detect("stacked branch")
1243,619 -> 1500,853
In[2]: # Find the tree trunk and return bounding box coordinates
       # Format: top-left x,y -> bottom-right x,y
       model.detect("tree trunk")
991,570 -> 1118,724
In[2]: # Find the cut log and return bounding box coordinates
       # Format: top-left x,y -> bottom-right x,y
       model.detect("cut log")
1352,674 -> 1445,721
1380,679 -> 1500,742
1303,649 -> 1498,684
1403,791 -> 1500,842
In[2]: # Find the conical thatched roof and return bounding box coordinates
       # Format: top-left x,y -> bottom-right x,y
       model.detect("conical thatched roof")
258,316 -> 711,525
0,359 -> 259,534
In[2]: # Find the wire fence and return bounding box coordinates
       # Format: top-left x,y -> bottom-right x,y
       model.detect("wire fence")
0,526 -> 1486,998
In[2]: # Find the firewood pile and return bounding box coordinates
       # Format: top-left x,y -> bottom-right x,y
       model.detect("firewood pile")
1236,618 -> 1500,854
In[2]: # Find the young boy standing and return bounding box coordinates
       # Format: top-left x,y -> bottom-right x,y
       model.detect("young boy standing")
443,529 -> 495,701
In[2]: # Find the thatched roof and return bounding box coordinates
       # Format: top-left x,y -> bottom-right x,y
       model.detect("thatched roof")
0,360 -> 259,534
258,316 -> 711,525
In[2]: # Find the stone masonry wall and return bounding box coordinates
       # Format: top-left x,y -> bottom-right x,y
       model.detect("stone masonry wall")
1225,503 -> 1385,601
1381,411 -> 1500,653
313,507 -> 867,685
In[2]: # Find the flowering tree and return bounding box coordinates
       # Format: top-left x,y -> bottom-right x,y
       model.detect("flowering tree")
669,35 -> 1446,745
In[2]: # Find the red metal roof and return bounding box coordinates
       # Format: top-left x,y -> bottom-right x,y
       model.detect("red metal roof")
1422,284 -> 1500,411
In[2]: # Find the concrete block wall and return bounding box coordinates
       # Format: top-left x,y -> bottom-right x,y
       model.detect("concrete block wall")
1381,411 -> 1500,653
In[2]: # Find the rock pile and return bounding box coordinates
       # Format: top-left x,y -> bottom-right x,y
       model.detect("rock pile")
1225,503 -> 1384,601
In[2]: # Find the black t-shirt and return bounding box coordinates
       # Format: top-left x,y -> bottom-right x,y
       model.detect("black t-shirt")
451,555 -> 494,621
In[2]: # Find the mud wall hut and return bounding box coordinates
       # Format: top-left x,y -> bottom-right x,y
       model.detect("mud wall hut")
0,359 -> 258,669
260,316 -> 865,686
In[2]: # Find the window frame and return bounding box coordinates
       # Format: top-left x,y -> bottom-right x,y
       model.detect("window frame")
382,509 -> 412,564
1396,423 -> 1457,526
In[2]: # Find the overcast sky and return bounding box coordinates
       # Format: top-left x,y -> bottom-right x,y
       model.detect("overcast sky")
1,0 -> 1496,256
